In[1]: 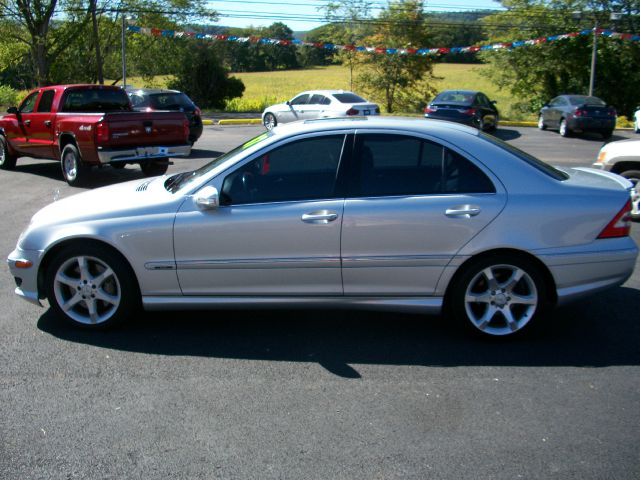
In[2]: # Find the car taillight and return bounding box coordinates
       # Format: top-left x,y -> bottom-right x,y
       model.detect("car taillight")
424,106 -> 437,114
608,109 -> 617,117
597,199 -> 632,238
461,107 -> 476,116
95,121 -> 109,144
194,107 -> 201,117
574,109 -> 587,117
346,108 -> 359,116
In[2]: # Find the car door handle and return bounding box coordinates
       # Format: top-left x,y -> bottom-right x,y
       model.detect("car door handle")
445,206 -> 481,218
301,210 -> 338,224
44,120 -> 52,127
24,119 -> 31,126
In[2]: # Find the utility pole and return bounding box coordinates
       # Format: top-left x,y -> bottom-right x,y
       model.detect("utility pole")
121,14 -> 127,88
589,19 -> 597,96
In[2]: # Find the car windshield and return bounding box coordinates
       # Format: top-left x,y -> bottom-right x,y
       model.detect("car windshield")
149,93 -> 194,110
332,93 -> 367,103
479,132 -> 569,181
164,132 -> 274,193
432,91 -> 474,105
568,96 -> 606,106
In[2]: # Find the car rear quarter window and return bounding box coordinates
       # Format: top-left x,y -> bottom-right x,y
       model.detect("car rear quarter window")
332,93 -> 366,103
351,134 -> 495,197
221,135 -> 345,205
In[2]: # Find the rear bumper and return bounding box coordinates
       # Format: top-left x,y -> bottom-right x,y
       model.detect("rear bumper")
567,117 -> 615,132
536,239 -> 638,305
96,144 -> 191,165
424,114 -> 475,126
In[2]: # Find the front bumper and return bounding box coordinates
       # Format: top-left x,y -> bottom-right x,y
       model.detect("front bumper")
7,247 -> 44,306
97,144 -> 192,165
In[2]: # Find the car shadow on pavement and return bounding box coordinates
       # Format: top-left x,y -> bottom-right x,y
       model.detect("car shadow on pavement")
492,129 -> 521,141
37,286 -> 640,378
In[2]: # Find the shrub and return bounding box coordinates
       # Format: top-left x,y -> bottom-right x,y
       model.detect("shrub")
0,85 -> 19,108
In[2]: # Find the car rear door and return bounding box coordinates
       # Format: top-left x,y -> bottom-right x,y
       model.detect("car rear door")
340,132 -> 507,295
173,132 -> 348,295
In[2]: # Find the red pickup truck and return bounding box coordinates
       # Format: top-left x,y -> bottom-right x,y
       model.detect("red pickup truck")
0,84 -> 191,185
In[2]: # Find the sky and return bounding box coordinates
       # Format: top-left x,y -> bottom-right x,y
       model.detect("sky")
207,0 -> 506,31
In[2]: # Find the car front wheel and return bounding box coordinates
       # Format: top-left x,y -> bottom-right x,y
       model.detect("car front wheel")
537,115 -> 547,130
449,254 -> 549,337
45,244 -> 139,329
0,135 -> 17,170
263,113 -> 277,131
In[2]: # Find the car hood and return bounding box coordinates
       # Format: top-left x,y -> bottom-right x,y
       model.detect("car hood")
29,176 -> 178,229
600,139 -> 640,156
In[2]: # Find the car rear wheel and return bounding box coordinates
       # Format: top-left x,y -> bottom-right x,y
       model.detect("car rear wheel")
601,129 -> 614,139
263,113 -> 277,131
0,135 -> 18,170
473,116 -> 485,131
45,244 -> 138,329
620,170 -> 640,221
449,254 -> 549,337
559,118 -> 571,137
140,159 -> 169,177
634,119 -> 639,134
61,144 -> 88,186
537,115 -> 547,131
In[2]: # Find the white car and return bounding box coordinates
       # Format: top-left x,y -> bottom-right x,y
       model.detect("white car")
594,138 -> 640,220
634,108 -> 640,133
262,90 -> 379,130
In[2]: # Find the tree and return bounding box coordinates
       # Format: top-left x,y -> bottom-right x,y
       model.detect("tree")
168,41 -> 245,109
355,0 -> 436,113
481,0 -> 640,118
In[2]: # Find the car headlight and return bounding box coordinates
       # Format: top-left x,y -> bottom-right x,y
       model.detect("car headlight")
596,150 -> 608,164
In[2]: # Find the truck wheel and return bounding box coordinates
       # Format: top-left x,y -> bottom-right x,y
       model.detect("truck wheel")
140,159 -> 169,177
61,144 -> 88,186
0,135 -> 17,170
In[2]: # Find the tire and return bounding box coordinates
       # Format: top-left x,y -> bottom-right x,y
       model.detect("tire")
601,129 -> 614,139
537,115 -> 547,131
45,243 -> 139,329
473,116 -> 485,131
449,254 -> 550,338
111,163 -> 126,170
140,159 -> 169,177
620,170 -> 640,221
0,135 -> 17,170
263,113 -> 277,131
559,118 -> 571,137
61,144 -> 88,186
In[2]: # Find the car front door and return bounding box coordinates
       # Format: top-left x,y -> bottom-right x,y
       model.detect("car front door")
173,133 -> 348,295
6,91 -> 39,156
279,94 -> 310,123
26,89 -> 56,158
340,132 -> 506,296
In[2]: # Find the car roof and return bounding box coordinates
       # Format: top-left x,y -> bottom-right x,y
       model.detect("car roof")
271,116 -> 480,137
436,90 -> 480,95
295,90 -> 357,96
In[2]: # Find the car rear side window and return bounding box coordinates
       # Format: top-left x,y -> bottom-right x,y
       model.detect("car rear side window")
221,135 -> 345,205
351,134 -> 495,197
36,90 -> 55,112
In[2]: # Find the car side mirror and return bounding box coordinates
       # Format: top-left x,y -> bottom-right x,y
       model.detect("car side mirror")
6,106 -> 18,115
194,186 -> 219,210
286,101 -> 291,106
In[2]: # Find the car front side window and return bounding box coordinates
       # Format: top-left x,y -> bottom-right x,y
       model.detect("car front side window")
19,92 -> 39,113
290,94 -> 310,106
221,135 -> 346,205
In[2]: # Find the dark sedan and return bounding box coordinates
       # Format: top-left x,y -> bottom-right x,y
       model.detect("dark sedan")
424,90 -> 499,131
538,95 -> 616,138
127,88 -> 203,145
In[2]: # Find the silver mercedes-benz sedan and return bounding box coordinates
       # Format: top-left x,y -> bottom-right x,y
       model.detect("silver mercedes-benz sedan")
7,117 -> 638,337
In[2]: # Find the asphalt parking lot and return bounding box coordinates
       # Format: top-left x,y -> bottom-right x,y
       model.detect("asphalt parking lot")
1,124 -> 639,479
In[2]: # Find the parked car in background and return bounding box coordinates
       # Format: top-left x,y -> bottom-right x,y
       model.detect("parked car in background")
261,90 -> 379,130
594,138 -> 640,221
634,107 -> 639,133
8,117 -> 637,338
127,88 -> 203,145
0,84 -> 191,185
538,95 -> 616,138
423,90 -> 499,131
